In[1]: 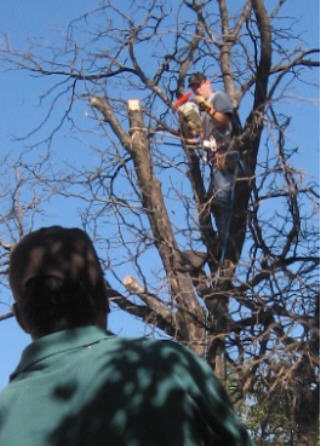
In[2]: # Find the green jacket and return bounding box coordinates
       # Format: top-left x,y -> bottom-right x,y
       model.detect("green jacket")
0,326 -> 253,445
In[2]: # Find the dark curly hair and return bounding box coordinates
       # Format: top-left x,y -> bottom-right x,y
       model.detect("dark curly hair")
20,275 -> 108,337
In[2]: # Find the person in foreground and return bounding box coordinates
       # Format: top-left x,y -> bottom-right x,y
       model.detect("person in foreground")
0,225 -> 254,445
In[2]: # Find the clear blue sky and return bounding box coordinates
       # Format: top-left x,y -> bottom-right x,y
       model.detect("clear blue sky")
0,0 -> 318,390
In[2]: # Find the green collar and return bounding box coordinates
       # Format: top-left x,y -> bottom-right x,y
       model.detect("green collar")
11,326 -> 110,381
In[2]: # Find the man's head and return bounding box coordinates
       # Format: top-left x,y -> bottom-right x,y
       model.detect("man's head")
188,72 -> 213,100
9,226 -> 109,339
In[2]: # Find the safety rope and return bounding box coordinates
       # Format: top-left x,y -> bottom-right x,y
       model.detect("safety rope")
204,154 -> 247,360
217,161 -> 239,266
144,119 -> 249,361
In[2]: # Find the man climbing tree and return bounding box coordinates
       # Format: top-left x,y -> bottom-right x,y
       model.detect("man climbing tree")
178,72 -> 240,267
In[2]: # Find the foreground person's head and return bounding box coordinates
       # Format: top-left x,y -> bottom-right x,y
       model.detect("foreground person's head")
9,226 -> 108,339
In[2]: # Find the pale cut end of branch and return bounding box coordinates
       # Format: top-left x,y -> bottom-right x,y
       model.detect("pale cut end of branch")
90,96 -> 105,108
123,275 -> 145,294
127,99 -> 141,112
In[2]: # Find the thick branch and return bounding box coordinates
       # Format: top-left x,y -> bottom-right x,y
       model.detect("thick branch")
123,275 -> 171,320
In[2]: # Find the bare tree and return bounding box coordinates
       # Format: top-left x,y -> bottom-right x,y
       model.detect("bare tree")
0,1 -> 319,444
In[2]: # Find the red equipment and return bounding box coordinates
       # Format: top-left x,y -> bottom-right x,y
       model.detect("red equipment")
172,91 -> 192,111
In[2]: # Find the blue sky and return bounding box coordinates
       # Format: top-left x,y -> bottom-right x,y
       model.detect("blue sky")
0,0 -> 319,390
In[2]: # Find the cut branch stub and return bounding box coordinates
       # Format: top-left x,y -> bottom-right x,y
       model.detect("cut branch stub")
123,274 -> 145,294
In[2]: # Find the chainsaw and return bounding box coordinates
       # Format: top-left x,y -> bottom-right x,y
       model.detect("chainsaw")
173,92 -> 203,140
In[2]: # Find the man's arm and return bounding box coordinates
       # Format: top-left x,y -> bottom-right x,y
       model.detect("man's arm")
195,95 -> 231,127
192,358 -> 254,445
168,341 -> 255,445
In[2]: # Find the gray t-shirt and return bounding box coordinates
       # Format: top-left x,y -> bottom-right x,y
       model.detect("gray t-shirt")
201,91 -> 233,142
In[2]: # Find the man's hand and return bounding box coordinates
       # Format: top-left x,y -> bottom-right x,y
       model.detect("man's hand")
194,96 -> 213,113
